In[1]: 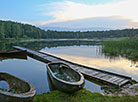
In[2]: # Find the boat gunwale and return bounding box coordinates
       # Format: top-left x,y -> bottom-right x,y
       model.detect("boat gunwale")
0,72 -> 36,98
0,50 -> 26,54
47,62 -> 85,86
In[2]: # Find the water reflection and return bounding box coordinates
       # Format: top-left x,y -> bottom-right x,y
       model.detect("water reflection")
47,72 -> 56,91
0,81 -> 9,91
0,40 -> 101,51
0,55 -> 104,94
0,40 -> 138,94
41,45 -> 138,82
0,56 -> 50,94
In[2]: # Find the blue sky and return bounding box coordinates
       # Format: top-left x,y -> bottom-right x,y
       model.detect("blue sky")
0,0 -> 138,29
0,0 -> 120,21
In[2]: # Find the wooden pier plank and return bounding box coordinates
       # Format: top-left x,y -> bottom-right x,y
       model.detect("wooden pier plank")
119,80 -> 130,86
115,78 -> 125,83
13,46 -> 132,87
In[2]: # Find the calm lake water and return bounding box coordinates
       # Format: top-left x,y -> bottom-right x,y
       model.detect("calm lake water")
0,40 -> 138,94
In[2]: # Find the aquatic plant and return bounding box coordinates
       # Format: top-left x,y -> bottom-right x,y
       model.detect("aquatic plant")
102,37 -> 138,61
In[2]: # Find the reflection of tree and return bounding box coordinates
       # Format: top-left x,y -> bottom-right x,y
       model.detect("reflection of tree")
0,40 -> 102,51
0,57 -> 5,61
1,40 -> 137,63
130,61 -> 138,68
0,41 -> 24,51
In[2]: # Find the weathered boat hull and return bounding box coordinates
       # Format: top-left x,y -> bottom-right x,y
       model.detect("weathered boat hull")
0,73 -> 36,102
0,50 -> 26,56
47,62 -> 85,93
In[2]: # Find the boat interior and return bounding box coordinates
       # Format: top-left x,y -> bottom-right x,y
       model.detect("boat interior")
0,73 -> 30,94
49,63 -> 81,82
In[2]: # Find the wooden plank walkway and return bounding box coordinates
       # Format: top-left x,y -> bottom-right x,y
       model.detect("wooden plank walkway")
13,46 -> 132,87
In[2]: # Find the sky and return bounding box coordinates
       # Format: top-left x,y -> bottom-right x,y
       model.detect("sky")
0,0 -> 138,29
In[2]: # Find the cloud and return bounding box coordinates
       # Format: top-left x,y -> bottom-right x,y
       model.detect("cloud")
42,16 -> 138,29
40,0 -> 138,24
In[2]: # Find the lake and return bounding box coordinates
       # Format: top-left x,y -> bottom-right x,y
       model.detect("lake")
0,40 -> 138,94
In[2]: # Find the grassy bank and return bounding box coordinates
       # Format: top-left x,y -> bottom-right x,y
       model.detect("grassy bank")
34,89 -> 138,102
102,37 -> 138,61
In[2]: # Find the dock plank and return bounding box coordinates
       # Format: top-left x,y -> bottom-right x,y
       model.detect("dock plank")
115,78 -> 125,83
119,80 -> 129,86
95,73 -> 107,78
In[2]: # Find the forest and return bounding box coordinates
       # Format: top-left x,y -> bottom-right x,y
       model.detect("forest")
0,20 -> 138,39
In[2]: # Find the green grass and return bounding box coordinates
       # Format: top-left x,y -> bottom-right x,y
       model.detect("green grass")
34,89 -> 138,102
102,37 -> 138,61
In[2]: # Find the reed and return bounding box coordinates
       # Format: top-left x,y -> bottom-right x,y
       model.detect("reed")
102,37 -> 138,61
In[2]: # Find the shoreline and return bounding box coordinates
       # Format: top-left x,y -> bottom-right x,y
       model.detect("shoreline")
0,38 -> 120,42
34,88 -> 138,102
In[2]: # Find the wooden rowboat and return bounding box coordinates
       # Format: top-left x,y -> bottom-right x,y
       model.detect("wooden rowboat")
0,50 -> 27,61
0,72 -> 36,102
46,62 -> 85,93
0,50 -> 26,56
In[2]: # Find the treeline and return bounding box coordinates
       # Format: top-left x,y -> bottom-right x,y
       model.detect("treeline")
0,20 -> 46,39
0,20 -> 138,39
46,29 -> 138,39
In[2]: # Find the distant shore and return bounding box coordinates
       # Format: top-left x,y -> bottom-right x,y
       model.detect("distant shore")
0,38 -> 119,42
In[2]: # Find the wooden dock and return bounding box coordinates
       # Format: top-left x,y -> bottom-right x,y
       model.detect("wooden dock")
13,46 -> 132,87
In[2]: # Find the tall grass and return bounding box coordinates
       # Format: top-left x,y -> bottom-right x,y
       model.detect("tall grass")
102,37 -> 138,61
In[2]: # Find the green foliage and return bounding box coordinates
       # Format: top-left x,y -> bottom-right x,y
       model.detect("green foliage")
1,20 -> 138,39
34,89 -> 138,102
103,37 -> 138,61
0,20 -> 46,39
41,29 -> 138,39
